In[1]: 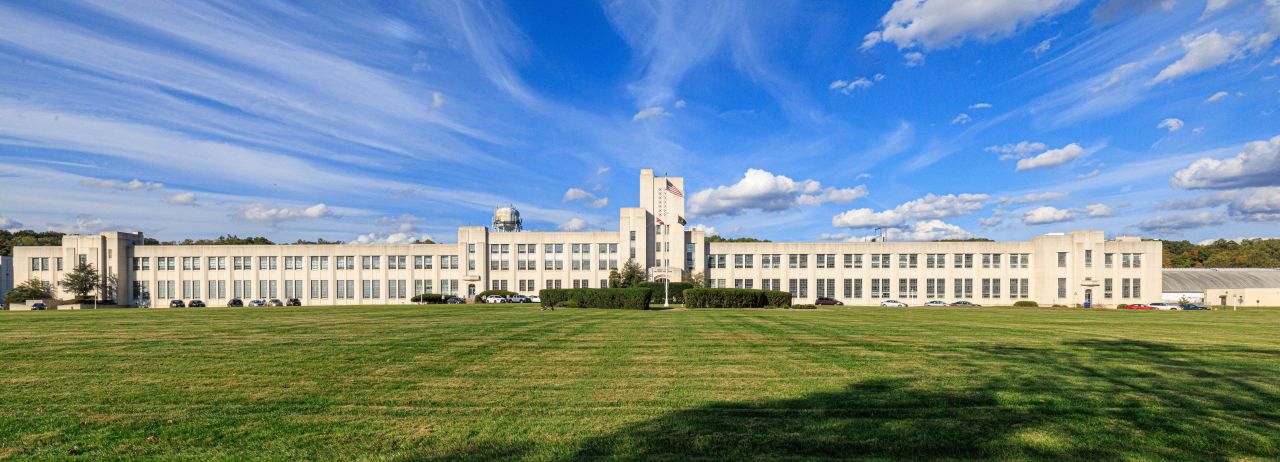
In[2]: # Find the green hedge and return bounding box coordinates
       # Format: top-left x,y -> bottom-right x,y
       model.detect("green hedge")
1012,300 -> 1038,307
412,293 -> 445,304
682,289 -> 792,308
539,288 -> 653,310
474,290 -> 517,303
637,282 -> 693,303
789,304 -> 817,310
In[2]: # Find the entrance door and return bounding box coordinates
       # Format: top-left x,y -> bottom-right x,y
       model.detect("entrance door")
1084,289 -> 1092,307
467,284 -> 476,299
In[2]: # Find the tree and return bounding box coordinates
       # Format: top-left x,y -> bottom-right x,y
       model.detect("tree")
608,269 -> 622,289
59,263 -> 100,300
4,279 -> 53,305
619,259 -> 645,288
705,235 -> 771,243
686,271 -> 706,288
412,238 -> 437,244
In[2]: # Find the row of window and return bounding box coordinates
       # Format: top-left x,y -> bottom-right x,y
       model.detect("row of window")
708,277 -> 1140,300
131,255 -> 467,271
709,253 -> 1039,270
1059,251 -> 1144,268
134,279 -> 465,300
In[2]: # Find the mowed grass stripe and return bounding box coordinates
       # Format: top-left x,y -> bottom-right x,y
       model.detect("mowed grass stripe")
2,304 -> 1278,461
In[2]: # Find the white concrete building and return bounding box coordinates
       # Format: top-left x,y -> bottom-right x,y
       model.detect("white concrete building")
12,169 -> 1162,307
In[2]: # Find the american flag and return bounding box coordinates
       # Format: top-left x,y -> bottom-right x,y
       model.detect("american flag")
665,180 -> 683,198
655,217 -> 665,225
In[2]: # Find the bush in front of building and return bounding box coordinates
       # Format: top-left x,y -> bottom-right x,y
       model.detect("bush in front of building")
788,304 -> 817,310
684,288 -> 768,308
538,288 -> 652,309
638,281 -> 693,303
412,293 -> 444,304
1013,301 -> 1039,307
474,290 -> 517,303
765,291 -> 792,308
4,279 -> 53,307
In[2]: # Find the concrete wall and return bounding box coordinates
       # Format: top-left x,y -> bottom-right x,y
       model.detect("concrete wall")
1204,288 -> 1280,307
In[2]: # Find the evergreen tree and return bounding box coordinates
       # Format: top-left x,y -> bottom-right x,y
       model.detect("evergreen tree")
619,259 -> 645,288
4,279 -> 53,304
59,263 -> 100,300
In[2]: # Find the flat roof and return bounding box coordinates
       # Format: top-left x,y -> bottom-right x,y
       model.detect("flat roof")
1162,268 -> 1280,292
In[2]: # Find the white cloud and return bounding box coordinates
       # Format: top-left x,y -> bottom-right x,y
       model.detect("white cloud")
431,91 -> 444,110
79,178 -> 163,191
1096,62 -> 1139,91
558,217 -> 589,231
1152,31 -> 1246,83
595,166 -> 610,176
828,77 -> 874,94
562,187 -> 608,208
862,0 -> 1080,50
1001,191 -> 1067,205
1023,203 -> 1114,224
351,232 -> 431,245
241,203 -> 332,222
632,106 -> 671,121
1028,34 -> 1058,57
674,99 -> 686,109
979,216 -> 1003,228
1170,135 -> 1280,189
0,216 -> 23,229
986,141 -> 1048,160
166,192 -> 197,206
1076,169 -> 1101,179
969,102 -> 993,109
832,193 -> 989,228
855,172 -> 873,181
47,215 -> 115,234
1085,203 -> 1115,217
1203,0 -> 1243,17
689,169 -> 867,217
904,52 -> 926,67
1137,212 -> 1222,234
1015,143 -> 1085,171
1157,118 -> 1184,132
951,113 -> 972,125
689,223 -> 717,236
1163,187 -> 1280,222
885,220 -> 972,241
1205,91 -> 1230,103
350,214 -> 432,244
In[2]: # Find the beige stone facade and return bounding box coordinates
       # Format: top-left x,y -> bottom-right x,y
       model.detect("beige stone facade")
12,169 -> 1162,307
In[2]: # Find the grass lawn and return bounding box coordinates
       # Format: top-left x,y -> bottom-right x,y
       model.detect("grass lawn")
2,305 -> 1278,461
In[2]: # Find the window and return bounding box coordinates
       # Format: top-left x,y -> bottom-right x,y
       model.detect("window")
1009,254 -> 1029,269
898,254 -> 918,269
387,280 -> 407,299
844,254 -> 863,269
543,244 -> 564,270
816,254 -> 836,269
953,254 -> 973,268
982,254 -> 1001,269
311,280 -> 328,299
1058,278 -> 1068,298
926,253 -> 946,268
442,255 -> 459,270
1122,278 -> 1142,298
761,254 -> 781,269
1084,250 -> 1092,268
597,244 -> 618,270
734,254 -> 754,269
788,254 -> 808,269
843,279 -> 853,298
362,280 -> 381,298
1122,253 -> 1143,268
815,279 -> 834,298
467,244 -> 476,270
569,244 -> 589,271
310,256 -> 329,270
414,279 -> 434,296
733,279 -> 754,289
259,280 -> 278,299
1104,278 -> 1113,299
544,279 -> 562,289
1104,253 -> 1114,268
897,279 -> 918,298
1009,279 -> 1029,299
982,278 -> 1001,298
762,279 -> 780,291
871,278 -> 890,298
207,280 -> 226,299
926,278 -> 945,299
1057,252 -> 1067,268
953,278 -> 973,299
871,254 -> 891,269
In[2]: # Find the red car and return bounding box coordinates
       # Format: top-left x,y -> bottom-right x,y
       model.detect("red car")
814,297 -> 843,306
1121,304 -> 1155,310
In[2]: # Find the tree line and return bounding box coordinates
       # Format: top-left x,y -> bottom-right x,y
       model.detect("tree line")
1162,239 -> 1280,268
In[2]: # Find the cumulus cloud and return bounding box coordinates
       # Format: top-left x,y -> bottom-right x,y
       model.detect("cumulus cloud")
351,232 -> 431,245
674,99 -> 687,109
559,217 -> 589,231
832,193 -> 989,228
0,216 -> 23,229
986,141 -> 1048,161
1023,203 -> 1115,224
47,215 -> 115,234
1000,191 -> 1067,205
1152,31 -> 1246,83
886,220 -> 972,241
951,113 -> 971,125
1170,135 -> 1280,189
903,52 -> 926,67
632,106 -> 671,121
969,102 -> 993,109
241,203 -> 332,222
828,77 -> 875,94
979,216 -> 1004,228
689,169 -> 867,217
1203,0 -> 1243,17
689,223 -> 717,236
1205,91 -> 1230,103
562,187 -> 608,208
166,192 -> 197,206
1137,212 -> 1222,234
1157,118 -> 1184,132
79,178 -> 163,191
1015,143 -> 1086,171
1162,187 -> 1280,222
350,215 -> 432,244
861,0 -> 1080,50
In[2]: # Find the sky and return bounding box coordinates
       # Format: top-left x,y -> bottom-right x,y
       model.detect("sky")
0,0 -> 1278,244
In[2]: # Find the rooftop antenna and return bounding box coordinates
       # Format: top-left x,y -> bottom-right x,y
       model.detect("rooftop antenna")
873,227 -> 887,242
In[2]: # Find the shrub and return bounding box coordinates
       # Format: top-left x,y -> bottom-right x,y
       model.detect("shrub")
765,291 -> 792,308
638,282 -> 693,303
412,293 -> 444,304
538,288 -> 652,310
789,304 -> 817,310
1116,304 -> 1128,309
474,290 -> 517,303
684,288 -> 767,308
1013,300 -> 1038,307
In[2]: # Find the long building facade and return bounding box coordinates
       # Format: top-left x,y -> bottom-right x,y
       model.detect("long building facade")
12,169 -> 1162,307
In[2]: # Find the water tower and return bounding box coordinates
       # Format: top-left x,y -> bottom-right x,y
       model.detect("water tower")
492,204 -> 522,232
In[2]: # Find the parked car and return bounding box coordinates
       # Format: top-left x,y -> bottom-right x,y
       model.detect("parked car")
269,299 -> 284,307
482,295 -> 508,304
529,295 -> 541,303
814,297 -> 843,306
30,302 -> 47,311
249,299 -> 266,307
286,298 -> 302,306
950,301 -> 981,307
188,300 -> 205,308
508,295 -> 532,303
227,298 -> 244,307
169,299 -> 186,308
923,300 -> 949,307
1121,303 -> 1155,310
880,300 -> 908,307
446,297 -> 465,304
1179,304 -> 1211,310
1149,303 -> 1180,310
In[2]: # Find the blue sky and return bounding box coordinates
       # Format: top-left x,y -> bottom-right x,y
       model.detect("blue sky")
1,0 -> 1278,244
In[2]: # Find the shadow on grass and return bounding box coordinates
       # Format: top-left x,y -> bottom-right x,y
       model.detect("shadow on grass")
570,339 -> 1280,461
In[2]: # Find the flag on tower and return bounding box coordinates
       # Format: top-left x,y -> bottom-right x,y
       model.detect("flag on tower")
677,216 -> 686,226
655,217 -> 665,225
665,180 -> 683,197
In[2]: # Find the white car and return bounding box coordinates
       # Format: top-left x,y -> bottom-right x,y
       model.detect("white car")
529,295 -> 541,303
482,295 -> 508,304
923,300 -> 948,307
1149,303 -> 1180,310
880,300 -> 908,307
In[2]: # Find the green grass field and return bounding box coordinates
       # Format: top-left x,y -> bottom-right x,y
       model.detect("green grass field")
2,305 -> 1278,461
